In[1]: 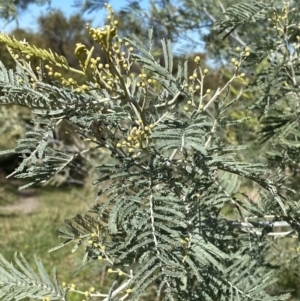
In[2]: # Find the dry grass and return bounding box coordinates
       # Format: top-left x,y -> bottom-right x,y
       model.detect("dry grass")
0,177 -> 113,301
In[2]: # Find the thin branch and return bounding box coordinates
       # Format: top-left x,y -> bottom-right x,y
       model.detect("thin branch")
203,2 -> 247,47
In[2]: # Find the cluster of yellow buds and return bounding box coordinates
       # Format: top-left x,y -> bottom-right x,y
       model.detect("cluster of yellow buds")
243,46 -> 251,57
81,12 -> 133,89
87,24 -> 118,46
194,55 -> 201,64
179,237 -> 191,262
136,72 -> 156,88
234,46 -> 251,58
45,64 -> 54,77
180,237 -> 190,245
60,282 -> 98,301
229,46 -> 251,72
86,4 -> 118,49
116,121 -> 155,152
182,57 -> 212,112
186,72 -> 199,92
269,1 -> 293,27
87,232 -> 107,251
137,73 -> 147,86
67,5 -> 138,91
45,64 -> 82,89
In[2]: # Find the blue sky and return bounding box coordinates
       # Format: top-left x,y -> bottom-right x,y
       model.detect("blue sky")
0,0 -> 203,54
0,0 -> 147,33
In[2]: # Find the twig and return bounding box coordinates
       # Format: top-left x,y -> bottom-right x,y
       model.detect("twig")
203,2 -> 247,47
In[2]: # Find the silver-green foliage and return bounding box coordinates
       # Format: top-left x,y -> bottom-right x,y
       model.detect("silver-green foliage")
0,2 -> 299,301
0,253 -> 64,300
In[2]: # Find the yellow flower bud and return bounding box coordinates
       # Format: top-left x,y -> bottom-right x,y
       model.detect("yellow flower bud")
194,55 -> 201,63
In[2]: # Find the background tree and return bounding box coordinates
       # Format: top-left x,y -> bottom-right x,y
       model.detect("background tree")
0,0 -> 50,23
